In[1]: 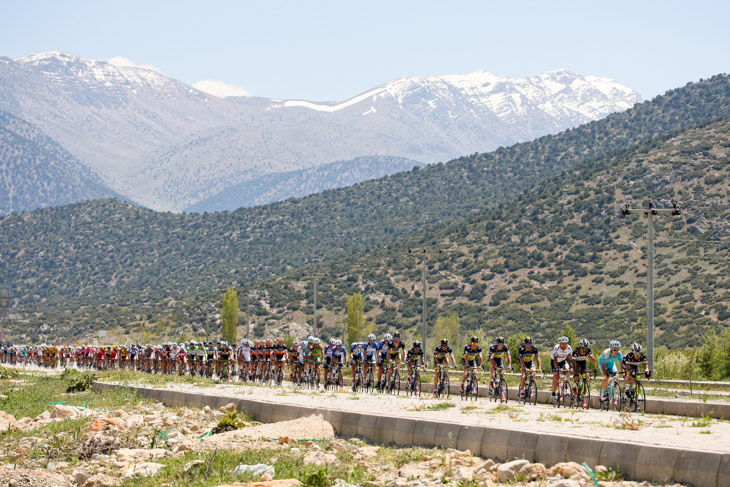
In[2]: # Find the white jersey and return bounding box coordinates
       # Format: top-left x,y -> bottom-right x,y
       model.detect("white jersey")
552,344 -> 573,361
239,345 -> 251,361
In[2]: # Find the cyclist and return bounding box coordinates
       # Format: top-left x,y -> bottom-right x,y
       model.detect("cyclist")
385,332 -> 405,391
461,336 -> 483,393
376,333 -> 392,390
599,340 -> 623,401
363,334 -> 379,389
488,337 -> 511,393
622,343 -> 651,399
330,340 -> 347,385
218,342 -> 233,380
288,340 -> 299,381
406,341 -> 425,389
350,341 -> 365,392
433,338 -> 456,397
571,338 -> 596,395
551,336 -> 573,404
308,337 -> 325,387
323,338 -> 335,386
518,337 -> 541,399
272,337 -> 288,382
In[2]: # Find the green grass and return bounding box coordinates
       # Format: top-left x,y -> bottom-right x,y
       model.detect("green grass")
410,401 -> 456,411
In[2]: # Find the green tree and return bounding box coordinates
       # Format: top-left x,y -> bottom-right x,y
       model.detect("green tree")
221,288 -> 239,344
508,333 -> 528,366
433,313 -> 461,349
345,292 -> 370,345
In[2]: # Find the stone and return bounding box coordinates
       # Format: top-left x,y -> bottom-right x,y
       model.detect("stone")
548,462 -> 589,481
546,479 -> 580,487
123,462 -> 165,478
233,464 -> 276,477
183,460 -> 204,474
354,446 -> 380,459
81,473 -> 122,487
455,466 -> 474,481
496,459 -> 530,482
220,402 -> 237,413
303,452 -> 337,467
73,470 -> 90,485
475,459 -> 496,474
50,405 -> 77,419
46,461 -> 69,470
519,462 -> 547,481
88,417 -> 125,432
36,410 -> 52,421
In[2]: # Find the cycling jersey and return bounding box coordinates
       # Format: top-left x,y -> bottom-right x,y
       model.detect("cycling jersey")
331,347 -> 346,363
463,345 -> 483,361
406,348 -> 424,364
571,347 -> 593,361
489,344 -> 509,359
433,345 -> 453,359
309,344 -> 324,362
599,348 -> 623,375
518,344 -> 539,363
623,352 -> 646,368
388,340 -> 405,358
364,341 -> 379,361
272,345 -> 287,359
552,344 -> 573,362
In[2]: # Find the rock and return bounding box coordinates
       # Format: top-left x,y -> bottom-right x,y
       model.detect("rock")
519,462 -> 547,481
475,458 -> 496,474
233,464 -> 276,477
546,479 -> 580,487
455,466 -> 474,481
125,415 -> 144,428
123,462 -> 165,478
18,436 -> 42,450
73,470 -> 90,485
76,435 -> 125,460
172,440 -> 194,454
548,462 -> 590,481
303,451 -> 337,467
81,473 -> 121,487
35,410 -> 52,421
115,448 -> 170,462
183,460 -> 204,474
496,459 -> 530,482
0,468 -> 73,487
50,405 -> 78,419
332,480 -> 359,487
46,461 -> 69,470
446,448 -> 472,458
0,394 -> 8,400
88,417 -> 125,432
0,411 -> 19,429
354,446 -> 380,459
220,403 -> 237,413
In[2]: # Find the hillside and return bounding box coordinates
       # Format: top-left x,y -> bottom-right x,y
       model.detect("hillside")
0,110 -> 117,215
1,75 -> 729,344
184,155 -> 424,213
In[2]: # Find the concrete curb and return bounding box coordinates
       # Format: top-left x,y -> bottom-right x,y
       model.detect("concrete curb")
93,381 -> 729,487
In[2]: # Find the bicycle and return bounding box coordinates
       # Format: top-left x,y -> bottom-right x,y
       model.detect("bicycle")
405,365 -> 423,397
519,368 -> 539,406
461,366 -> 479,401
555,367 -> 573,408
434,363 -> 451,399
489,366 -> 509,403
352,362 -> 364,392
363,361 -> 376,393
387,362 -> 401,395
572,369 -> 593,409
600,372 -> 623,412
623,372 -> 648,413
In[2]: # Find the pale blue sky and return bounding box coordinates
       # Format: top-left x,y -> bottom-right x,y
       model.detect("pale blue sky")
2,0 -> 729,101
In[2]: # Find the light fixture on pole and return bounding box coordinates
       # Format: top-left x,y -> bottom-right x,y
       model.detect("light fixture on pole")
620,202 -> 681,372
303,273 -> 328,336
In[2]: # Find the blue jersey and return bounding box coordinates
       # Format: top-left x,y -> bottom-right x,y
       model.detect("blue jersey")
599,348 -> 623,367
364,341 -> 379,359
332,347 -> 347,362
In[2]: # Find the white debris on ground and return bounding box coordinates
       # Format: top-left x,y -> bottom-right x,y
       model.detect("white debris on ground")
0,399 -> 688,487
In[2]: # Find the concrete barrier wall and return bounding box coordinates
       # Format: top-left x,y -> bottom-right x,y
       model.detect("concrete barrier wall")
93,381 -> 728,487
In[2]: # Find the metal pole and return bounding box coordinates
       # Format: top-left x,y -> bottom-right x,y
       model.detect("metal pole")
422,256 -> 427,354
647,211 -> 655,372
313,278 -> 318,336
247,295 -> 251,337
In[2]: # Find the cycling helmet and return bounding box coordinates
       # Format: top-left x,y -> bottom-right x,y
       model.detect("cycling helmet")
307,335 -> 314,341
440,338 -> 449,345
367,334 -> 376,341
579,338 -> 590,348
336,340 -> 342,346
524,336 -> 533,344
329,338 -> 336,345
384,333 -> 393,341
413,341 -> 421,347
293,340 -> 299,346
609,340 -> 621,348
495,336 -> 505,344
558,336 -> 569,343
470,336 -> 479,343
631,343 -> 643,353
393,331 -> 401,338
312,338 -> 320,344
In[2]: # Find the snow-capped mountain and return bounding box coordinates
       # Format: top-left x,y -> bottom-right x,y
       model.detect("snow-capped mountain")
0,52 -> 642,212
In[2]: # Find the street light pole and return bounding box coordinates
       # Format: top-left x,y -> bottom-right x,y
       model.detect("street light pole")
303,273 -> 328,337
408,248 -> 442,355
621,203 -> 681,372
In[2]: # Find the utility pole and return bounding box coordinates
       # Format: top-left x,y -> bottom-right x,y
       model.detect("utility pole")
408,248 -> 442,354
621,202 -> 681,372
303,273 -> 328,336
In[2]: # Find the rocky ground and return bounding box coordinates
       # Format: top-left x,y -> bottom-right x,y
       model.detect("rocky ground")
0,395 -> 686,487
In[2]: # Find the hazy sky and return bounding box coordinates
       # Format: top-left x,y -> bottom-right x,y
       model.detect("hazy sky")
2,0 -> 729,101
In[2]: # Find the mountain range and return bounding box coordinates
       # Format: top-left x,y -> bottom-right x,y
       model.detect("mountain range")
1,74 -> 728,345
0,51 -> 641,213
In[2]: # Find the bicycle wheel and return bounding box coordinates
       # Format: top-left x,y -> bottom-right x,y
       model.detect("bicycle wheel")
610,381 -> 622,412
499,378 -> 508,403
470,376 -> 479,401
529,378 -> 538,406
582,379 -> 591,409
634,382 -> 646,413
442,374 -> 450,399
414,372 -> 421,397
561,382 -> 572,408
394,369 -> 401,395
